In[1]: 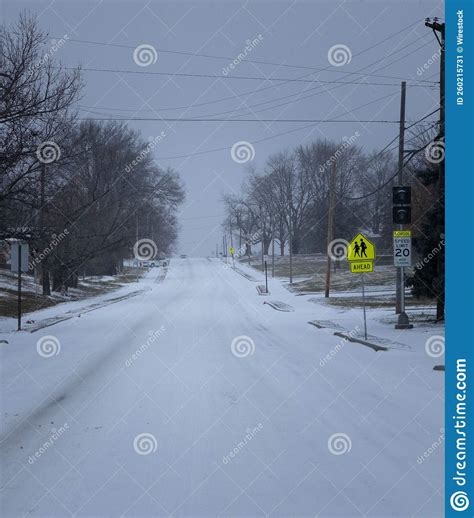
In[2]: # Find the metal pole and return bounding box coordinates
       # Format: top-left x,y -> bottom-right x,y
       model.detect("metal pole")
325,160 -> 336,298
361,272 -> 367,340
18,244 -> 22,331
136,215 -> 139,282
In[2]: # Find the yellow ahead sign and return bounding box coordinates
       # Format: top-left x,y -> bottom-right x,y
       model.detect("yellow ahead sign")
350,261 -> 373,273
347,233 -> 376,262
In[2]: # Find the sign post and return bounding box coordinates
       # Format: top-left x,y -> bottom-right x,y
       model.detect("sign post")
11,243 -> 29,331
361,273 -> 368,340
347,233 -> 375,340
393,230 -> 413,329
229,246 -> 235,268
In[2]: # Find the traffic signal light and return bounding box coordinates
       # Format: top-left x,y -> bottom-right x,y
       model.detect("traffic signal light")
392,205 -> 411,224
393,186 -> 411,205
393,186 -> 411,224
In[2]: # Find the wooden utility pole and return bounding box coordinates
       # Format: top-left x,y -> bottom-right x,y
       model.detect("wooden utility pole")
325,160 -> 337,298
425,18 -> 445,321
395,81 -> 406,315
288,215 -> 293,284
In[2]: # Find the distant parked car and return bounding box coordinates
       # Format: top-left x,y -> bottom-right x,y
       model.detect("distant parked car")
142,260 -> 157,268
180,254 -> 187,259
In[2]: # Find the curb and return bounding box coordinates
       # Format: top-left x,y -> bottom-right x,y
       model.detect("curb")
333,331 -> 388,352
264,301 -> 294,312
28,288 -> 151,333
233,267 -> 258,282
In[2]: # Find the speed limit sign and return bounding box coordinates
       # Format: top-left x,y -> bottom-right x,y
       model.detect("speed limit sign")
393,230 -> 412,267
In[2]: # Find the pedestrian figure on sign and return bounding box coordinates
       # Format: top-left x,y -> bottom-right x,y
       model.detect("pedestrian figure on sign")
353,242 -> 361,257
360,239 -> 368,258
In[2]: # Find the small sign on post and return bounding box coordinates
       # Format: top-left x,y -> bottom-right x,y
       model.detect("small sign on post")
10,243 -> 29,273
393,230 -> 412,267
347,233 -> 376,340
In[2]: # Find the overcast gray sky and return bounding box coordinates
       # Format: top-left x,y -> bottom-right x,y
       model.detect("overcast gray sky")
2,0 -> 443,256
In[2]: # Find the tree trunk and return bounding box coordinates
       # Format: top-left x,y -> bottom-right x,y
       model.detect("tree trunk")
42,260 -> 50,296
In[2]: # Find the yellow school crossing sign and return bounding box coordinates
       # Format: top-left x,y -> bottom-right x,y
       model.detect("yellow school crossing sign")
229,246 -> 235,256
347,233 -> 376,273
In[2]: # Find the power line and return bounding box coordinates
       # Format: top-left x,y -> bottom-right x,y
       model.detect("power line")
50,20 -> 435,83
85,98 -> 436,162
64,66 -> 435,88
76,38 -> 437,122
77,117 -> 411,123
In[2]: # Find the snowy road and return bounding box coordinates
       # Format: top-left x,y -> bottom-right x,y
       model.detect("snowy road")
1,258 -> 443,517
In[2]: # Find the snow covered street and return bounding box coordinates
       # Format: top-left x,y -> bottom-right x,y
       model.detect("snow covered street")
1,258 -> 444,517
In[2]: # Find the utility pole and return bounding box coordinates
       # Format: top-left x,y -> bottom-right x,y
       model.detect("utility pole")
395,81 -> 413,329
395,81 -> 406,314
259,205 -> 264,271
288,215 -> 293,284
325,160 -> 337,298
425,17 -> 445,320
